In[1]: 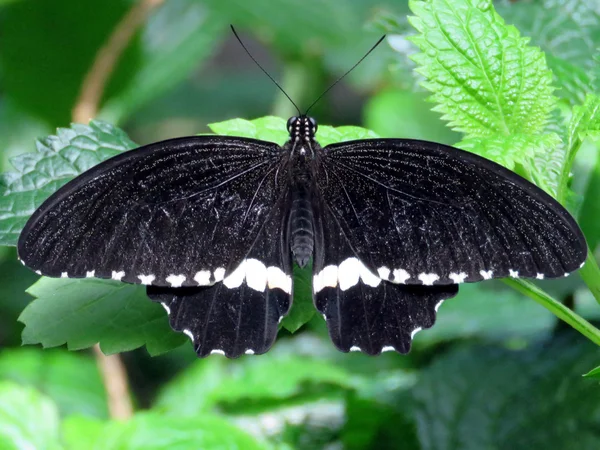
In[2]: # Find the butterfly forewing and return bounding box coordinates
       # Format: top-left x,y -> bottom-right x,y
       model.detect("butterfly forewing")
316,139 -> 587,286
17,136 -> 287,288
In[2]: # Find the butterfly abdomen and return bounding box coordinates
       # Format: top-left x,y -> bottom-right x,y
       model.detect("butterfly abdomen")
289,173 -> 315,268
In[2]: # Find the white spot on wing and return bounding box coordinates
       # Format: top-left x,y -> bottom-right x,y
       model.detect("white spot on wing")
349,346 -> 361,352
418,273 -> 439,285
392,268 -> 410,284
536,273 -> 544,280
35,270 -> 42,275
19,259 -> 25,266
166,274 -> 186,287
245,349 -> 255,355
210,349 -> 225,356
138,274 -> 155,285
434,300 -> 444,312
61,272 -> 68,278
381,346 -> 395,352
480,270 -> 493,280
509,269 -> 519,278
112,270 -> 125,281
161,302 -> 171,314
449,272 -> 467,283
564,272 -> 569,277
338,258 -> 361,291
183,329 -> 194,342
194,270 -> 211,285
267,266 -> 292,294
214,267 -> 226,282
580,262 -> 585,269
86,270 -> 95,278
245,258 -> 268,292
314,265 -> 338,293
223,261 -> 246,289
358,262 -> 381,288
377,267 -> 391,280
411,327 -> 423,338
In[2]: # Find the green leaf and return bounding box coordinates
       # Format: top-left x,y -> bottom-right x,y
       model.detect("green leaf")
582,365 -> 600,379
0,381 -> 61,450
20,277 -> 186,356
281,262 -> 315,333
0,120 -> 136,246
413,332 -> 600,450
415,282 -> 556,347
156,353 -> 354,416
408,0 -> 556,137
99,1 -> 227,124
208,116 -> 380,147
0,348 -> 108,418
62,416 -> 106,450
64,413 -> 266,450
568,93 -> 600,148
456,132 -> 561,171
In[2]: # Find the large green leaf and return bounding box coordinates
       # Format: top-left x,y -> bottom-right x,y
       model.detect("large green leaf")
0,382 -> 61,450
413,332 -> 600,450
0,121 -> 136,246
408,0 -> 556,138
0,348 -> 108,418
63,413 -> 267,450
20,278 -> 186,356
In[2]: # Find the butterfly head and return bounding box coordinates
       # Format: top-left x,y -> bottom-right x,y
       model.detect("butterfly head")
287,116 -> 317,144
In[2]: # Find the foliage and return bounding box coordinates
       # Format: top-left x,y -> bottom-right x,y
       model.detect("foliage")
1,0 -> 600,449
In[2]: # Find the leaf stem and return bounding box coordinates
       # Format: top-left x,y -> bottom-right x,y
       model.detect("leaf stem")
578,248 -> 600,306
503,278 -> 600,347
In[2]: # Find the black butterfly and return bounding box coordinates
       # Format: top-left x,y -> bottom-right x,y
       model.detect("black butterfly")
17,113 -> 587,357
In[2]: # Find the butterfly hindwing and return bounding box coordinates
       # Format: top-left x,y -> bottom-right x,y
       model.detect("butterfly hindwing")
18,136 -> 286,288
147,189 -> 294,357
317,139 -> 587,285
313,201 -> 459,355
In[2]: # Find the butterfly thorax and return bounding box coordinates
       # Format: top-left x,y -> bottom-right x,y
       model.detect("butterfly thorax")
287,115 -> 318,158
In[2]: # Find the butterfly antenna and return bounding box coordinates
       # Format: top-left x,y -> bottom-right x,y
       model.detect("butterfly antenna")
304,35 -> 386,116
230,25 -> 302,116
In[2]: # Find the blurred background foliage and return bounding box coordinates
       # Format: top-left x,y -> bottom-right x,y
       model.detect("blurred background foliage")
1,0 -> 600,449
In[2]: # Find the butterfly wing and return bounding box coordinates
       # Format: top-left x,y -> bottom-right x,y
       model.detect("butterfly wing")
312,138 -> 585,355
147,189 -> 293,357
18,136 -> 288,288
316,138 -> 586,285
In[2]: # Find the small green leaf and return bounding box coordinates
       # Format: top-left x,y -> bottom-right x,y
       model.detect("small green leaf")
456,132 -> 561,171
20,277 -> 186,356
281,262 -> 315,333
0,348 -> 108,418
408,0 -> 556,137
208,116 -> 379,147
64,413 -> 266,450
62,416 -> 106,450
413,333 -> 600,450
568,93 -> 600,148
583,365 -> 600,379
0,120 -> 136,246
0,381 -> 61,450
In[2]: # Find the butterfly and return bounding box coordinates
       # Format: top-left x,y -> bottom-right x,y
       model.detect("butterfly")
16,112 -> 587,357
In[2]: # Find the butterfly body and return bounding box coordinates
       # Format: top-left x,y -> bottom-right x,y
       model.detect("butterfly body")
17,116 -> 587,357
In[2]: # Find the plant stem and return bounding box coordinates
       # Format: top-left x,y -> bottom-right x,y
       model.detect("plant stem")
503,278 -> 600,347
579,247 -> 600,306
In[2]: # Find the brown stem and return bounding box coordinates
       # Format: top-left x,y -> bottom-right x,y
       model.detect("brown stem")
74,0 -> 165,419
72,0 -> 165,122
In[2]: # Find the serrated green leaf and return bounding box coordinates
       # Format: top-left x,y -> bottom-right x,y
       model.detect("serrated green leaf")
281,262 -> 315,333
413,333 -> 600,450
0,381 -> 61,450
456,132 -> 561,171
0,120 -> 136,246
65,412 -> 266,450
546,54 -> 597,106
568,93 -> 600,148
20,278 -> 186,356
156,353 -> 354,416
0,348 -> 108,418
408,0 -> 556,137
208,116 -> 379,148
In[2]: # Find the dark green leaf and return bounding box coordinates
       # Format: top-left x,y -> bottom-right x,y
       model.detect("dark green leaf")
0,348 -> 108,418
413,332 -> 600,450
0,121 -> 136,246
281,262 -> 315,334
0,381 -> 61,450
582,365 -> 600,379
20,277 -> 186,356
